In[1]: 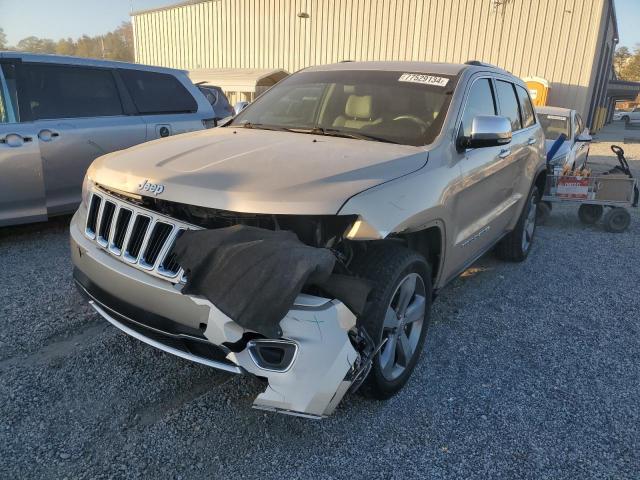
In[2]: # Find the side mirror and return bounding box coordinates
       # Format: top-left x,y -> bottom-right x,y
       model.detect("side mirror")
234,101 -> 249,115
461,115 -> 512,149
576,133 -> 592,142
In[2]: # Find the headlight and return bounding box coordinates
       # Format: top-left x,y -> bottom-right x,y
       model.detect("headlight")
81,176 -> 94,208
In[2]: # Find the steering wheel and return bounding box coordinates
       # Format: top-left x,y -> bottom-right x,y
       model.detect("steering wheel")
392,115 -> 429,132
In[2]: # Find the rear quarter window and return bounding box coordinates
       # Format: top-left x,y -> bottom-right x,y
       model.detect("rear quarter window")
515,85 -> 536,128
119,69 -> 197,115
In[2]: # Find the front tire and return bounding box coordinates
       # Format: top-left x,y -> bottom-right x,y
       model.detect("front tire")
350,243 -> 432,400
495,186 -> 539,262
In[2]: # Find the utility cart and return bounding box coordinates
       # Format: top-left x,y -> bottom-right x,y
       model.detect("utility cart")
539,145 -> 638,233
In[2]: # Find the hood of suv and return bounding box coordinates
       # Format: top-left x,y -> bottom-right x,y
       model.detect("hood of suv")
89,127 -> 428,215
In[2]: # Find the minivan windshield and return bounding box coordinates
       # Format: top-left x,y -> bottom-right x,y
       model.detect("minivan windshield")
538,113 -> 571,140
231,70 -> 456,146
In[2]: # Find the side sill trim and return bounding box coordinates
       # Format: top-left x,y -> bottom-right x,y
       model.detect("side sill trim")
88,300 -> 245,375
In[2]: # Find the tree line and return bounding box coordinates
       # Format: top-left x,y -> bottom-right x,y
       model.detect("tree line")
614,46 -> 640,82
0,23 -> 134,62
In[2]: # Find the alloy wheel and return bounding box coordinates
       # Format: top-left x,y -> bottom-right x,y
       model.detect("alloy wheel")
378,273 -> 426,381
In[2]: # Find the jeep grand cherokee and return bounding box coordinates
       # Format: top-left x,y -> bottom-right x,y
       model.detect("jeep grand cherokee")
70,61 -> 546,417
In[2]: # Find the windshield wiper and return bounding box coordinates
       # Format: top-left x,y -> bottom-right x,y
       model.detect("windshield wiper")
312,127 -> 399,144
239,122 -> 296,133
239,123 -> 399,144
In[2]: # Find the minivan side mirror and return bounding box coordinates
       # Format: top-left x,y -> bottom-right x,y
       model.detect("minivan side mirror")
576,133 -> 592,142
234,101 -> 249,115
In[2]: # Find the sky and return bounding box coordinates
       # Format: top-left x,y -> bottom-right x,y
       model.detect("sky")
1,0 -> 178,44
1,0 -> 640,49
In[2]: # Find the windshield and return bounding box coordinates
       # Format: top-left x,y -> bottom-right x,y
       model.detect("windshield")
231,70 -> 456,146
538,113 -> 571,141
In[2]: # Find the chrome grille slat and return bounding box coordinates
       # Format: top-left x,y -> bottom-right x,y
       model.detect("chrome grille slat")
108,208 -> 133,256
97,201 -> 116,247
94,195 -> 106,241
85,195 -> 102,239
124,215 -> 152,263
157,228 -> 184,278
134,219 -> 156,268
83,189 -> 196,283
118,209 -> 137,258
107,204 -> 121,247
151,225 -> 177,269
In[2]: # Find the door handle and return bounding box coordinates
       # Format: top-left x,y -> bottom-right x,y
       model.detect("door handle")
527,137 -> 536,145
499,148 -> 511,159
38,129 -> 60,142
0,133 -> 32,147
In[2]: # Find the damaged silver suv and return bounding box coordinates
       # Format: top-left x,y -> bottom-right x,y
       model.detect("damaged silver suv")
70,61 -> 545,418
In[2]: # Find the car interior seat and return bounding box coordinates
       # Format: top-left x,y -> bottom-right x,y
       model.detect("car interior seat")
333,94 -> 382,129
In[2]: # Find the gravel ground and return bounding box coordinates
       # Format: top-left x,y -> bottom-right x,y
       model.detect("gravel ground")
1,145 -> 639,479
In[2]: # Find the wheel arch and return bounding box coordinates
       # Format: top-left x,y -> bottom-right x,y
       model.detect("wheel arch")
388,224 -> 444,288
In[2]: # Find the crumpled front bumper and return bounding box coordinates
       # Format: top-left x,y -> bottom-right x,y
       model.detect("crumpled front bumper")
70,210 -> 360,418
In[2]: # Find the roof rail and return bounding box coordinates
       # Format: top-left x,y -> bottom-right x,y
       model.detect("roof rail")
465,60 -> 498,68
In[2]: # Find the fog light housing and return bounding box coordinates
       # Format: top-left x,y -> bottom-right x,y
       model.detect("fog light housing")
247,339 -> 298,372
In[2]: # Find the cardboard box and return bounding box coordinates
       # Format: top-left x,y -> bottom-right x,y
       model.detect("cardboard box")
595,176 -> 635,203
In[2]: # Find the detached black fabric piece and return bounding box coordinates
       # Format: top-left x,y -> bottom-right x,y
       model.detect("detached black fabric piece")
173,225 -> 336,337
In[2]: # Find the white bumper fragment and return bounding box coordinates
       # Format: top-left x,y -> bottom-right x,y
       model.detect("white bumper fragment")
194,295 -> 359,418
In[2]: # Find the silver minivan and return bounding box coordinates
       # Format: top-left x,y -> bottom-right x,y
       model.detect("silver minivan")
0,52 -> 216,227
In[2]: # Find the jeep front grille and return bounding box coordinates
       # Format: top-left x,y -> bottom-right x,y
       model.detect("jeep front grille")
85,189 -> 196,282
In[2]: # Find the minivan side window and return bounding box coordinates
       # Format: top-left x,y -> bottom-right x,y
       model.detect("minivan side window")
119,69 -> 197,115
515,85 -> 535,128
460,78 -> 497,138
495,80 -> 522,131
1,64 -> 20,122
22,64 -> 123,120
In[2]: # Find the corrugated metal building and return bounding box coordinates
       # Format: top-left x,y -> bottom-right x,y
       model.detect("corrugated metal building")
132,0 -> 618,130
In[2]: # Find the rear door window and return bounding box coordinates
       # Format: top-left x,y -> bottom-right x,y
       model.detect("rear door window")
119,69 -> 197,115
459,78 -> 497,138
22,64 -> 123,120
515,85 -> 536,128
495,80 -> 522,131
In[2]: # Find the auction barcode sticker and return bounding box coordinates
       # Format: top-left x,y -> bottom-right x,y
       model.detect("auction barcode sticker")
398,73 -> 449,87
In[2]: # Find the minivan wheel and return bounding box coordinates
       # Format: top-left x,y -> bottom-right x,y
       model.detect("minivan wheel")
495,186 -> 539,262
350,243 -> 431,400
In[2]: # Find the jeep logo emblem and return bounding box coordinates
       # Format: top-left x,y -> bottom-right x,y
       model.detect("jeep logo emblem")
138,179 -> 165,196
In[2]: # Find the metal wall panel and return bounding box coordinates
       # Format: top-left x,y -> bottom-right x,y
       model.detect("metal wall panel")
132,0 -> 608,120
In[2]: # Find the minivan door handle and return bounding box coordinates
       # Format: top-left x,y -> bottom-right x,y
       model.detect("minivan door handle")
527,137 -> 536,145
498,148 -> 511,159
38,129 -> 60,142
0,133 -> 32,147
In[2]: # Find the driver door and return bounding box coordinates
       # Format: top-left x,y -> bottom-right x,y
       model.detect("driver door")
0,62 -> 47,226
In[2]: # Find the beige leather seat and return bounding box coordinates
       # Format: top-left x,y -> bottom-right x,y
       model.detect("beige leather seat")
333,95 -> 382,129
